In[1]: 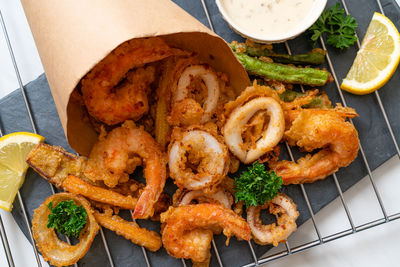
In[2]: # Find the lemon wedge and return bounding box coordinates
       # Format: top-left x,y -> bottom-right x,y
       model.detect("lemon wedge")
341,13 -> 400,95
0,132 -> 44,211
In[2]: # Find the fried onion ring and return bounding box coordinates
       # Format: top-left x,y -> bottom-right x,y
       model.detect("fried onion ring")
32,193 -> 99,267
247,193 -> 299,246
224,96 -> 284,164
168,130 -> 229,190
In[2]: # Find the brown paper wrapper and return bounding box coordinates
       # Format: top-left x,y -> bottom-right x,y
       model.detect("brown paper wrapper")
21,0 -> 249,156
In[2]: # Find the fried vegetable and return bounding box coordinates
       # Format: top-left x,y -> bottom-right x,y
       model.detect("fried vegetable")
234,53 -> 330,86
62,175 -> 138,210
230,42 -> 326,65
26,143 -> 87,188
32,193 -> 99,267
279,90 -> 332,109
47,200 -> 87,238
93,210 -> 162,252
234,162 -> 282,208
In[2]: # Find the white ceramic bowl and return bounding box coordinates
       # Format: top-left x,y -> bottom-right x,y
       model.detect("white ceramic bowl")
216,0 -> 327,44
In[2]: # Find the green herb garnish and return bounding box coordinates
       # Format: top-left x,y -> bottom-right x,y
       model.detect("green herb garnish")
308,3 -> 358,49
47,200 -> 87,238
234,161 -> 283,208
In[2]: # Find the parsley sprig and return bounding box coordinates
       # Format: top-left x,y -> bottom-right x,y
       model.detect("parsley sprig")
308,3 -> 358,49
47,200 -> 87,238
234,162 -> 283,208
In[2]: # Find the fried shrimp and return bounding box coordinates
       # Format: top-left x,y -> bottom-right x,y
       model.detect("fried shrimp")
81,37 -> 174,125
172,182 -> 238,266
172,65 -> 220,124
270,108 -> 359,184
84,121 -> 167,219
223,83 -> 285,164
247,193 -> 299,246
168,129 -> 229,190
160,204 -> 251,262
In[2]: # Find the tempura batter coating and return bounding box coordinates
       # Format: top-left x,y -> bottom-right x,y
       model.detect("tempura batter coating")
160,204 -> 251,262
84,121 -> 167,219
270,109 -> 359,184
81,37 -> 174,125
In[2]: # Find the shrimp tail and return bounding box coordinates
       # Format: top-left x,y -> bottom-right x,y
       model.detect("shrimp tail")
132,190 -> 152,219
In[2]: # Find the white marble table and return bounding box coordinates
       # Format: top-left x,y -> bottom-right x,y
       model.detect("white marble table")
0,1 -> 400,267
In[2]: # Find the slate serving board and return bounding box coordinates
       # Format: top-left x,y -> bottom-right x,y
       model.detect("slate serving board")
2,0 -> 400,266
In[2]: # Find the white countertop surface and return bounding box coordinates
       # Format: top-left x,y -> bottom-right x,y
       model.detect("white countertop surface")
0,1 -> 400,267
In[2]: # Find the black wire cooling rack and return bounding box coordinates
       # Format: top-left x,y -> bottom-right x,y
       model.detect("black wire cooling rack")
0,0 -> 400,266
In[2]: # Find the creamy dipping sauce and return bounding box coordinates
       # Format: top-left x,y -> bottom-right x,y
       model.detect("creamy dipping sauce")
221,0 -> 316,38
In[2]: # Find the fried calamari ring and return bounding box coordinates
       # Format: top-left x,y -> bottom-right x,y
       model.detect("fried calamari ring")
172,65 -> 220,124
247,193 -> 299,246
168,130 -> 229,190
224,96 -> 284,164
32,193 -> 99,267
93,210 -> 162,252
155,56 -> 199,148
173,187 -> 233,208
160,204 -> 251,262
178,190 -> 232,209
81,37 -> 174,125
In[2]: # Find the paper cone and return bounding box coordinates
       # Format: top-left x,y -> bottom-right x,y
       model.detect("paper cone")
21,0 -> 249,156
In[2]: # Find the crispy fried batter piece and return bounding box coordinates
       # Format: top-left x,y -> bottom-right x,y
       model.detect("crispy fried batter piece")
93,209 -> 162,252
63,175 -> 138,210
81,37 -> 175,125
160,204 -> 251,262
270,108 -> 359,184
32,193 -> 99,267
27,143 -> 170,220
26,143 -> 88,188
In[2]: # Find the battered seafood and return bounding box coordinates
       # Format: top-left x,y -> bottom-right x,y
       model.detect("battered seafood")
32,193 -> 99,267
172,65 -> 220,124
176,189 -> 232,209
26,31 -> 364,267
155,56 -> 235,148
172,180 -> 243,265
270,108 -> 359,184
223,83 -> 285,163
81,37 -> 174,125
155,56 -> 199,148
160,204 -> 251,262
172,177 -> 241,212
26,143 -> 169,217
247,193 -> 299,246
168,129 -> 229,190
84,121 -> 167,219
